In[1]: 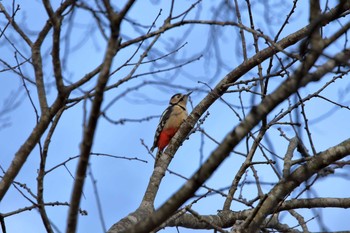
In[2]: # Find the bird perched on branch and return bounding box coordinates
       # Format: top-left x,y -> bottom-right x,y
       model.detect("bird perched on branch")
150,92 -> 192,168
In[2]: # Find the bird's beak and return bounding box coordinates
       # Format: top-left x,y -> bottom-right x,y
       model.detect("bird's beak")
186,91 -> 193,96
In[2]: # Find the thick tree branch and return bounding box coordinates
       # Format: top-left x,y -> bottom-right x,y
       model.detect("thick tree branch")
66,1 -> 135,232
65,28 -> 119,233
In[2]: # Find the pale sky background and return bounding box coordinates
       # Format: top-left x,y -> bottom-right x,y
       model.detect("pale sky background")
0,1 -> 350,233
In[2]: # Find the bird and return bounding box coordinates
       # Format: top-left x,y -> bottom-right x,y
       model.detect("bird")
150,92 -> 192,168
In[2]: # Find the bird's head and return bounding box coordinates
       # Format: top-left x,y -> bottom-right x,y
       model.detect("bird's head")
169,91 -> 192,108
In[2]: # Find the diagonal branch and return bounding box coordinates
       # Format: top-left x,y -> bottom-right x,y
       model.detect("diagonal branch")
0,3 -> 33,46
0,93 -> 68,201
243,138 -> 350,232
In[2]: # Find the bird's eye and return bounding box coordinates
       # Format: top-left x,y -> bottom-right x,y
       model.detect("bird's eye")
170,93 -> 182,101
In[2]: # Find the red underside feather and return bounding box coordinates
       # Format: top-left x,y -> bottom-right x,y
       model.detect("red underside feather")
157,127 -> 178,151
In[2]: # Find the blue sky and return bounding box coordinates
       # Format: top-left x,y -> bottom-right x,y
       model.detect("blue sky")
1,1 -> 350,232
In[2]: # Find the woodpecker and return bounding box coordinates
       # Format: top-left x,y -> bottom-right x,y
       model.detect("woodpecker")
150,92 -> 192,167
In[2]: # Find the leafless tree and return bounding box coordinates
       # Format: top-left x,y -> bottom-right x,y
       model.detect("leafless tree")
1,1 -> 350,233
